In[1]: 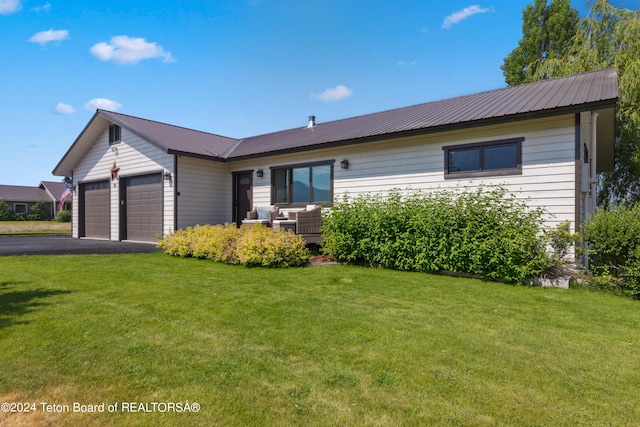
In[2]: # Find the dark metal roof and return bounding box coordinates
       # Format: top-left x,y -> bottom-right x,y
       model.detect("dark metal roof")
229,68 -> 618,159
40,181 -> 72,202
0,185 -> 51,202
54,68 -> 618,176
98,110 -> 240,159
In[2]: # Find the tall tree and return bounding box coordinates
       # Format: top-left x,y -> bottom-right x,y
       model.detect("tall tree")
501,0 -> 579,86
533,0 -> 640,205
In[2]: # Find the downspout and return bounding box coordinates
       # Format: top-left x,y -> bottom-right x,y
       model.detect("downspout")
583,112 -> 599,271
590,112 -> 599,216
173,155 -> 178,231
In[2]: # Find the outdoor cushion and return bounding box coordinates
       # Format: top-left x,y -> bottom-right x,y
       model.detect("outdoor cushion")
258,209 -> 270,220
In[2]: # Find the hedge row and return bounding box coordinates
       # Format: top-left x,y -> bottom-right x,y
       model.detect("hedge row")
320,187 -> 551,282
581,203 -> 640,298
157,223 -> 310,268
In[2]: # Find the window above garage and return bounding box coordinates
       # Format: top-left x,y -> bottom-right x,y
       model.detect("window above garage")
109,125 -> 121,145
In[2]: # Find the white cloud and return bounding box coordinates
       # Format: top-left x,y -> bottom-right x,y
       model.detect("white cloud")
0,0 -> 21,14
312,85 -> 352,102
28,29 -> 69,45
442,5 -> 490,29
84,98 -> 122,112
55,103 -> 75,115
32,2 -> 51,12
90,35 -> 175,64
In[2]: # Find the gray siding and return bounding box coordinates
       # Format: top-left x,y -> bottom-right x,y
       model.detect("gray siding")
231,115 -> 578,230
177,156 -> 229,229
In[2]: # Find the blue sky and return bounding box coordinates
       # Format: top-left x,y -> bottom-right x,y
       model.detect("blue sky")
0,0 -> 636,186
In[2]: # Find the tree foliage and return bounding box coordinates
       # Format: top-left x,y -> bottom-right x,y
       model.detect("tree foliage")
502,0 -> 579,85
0,200 -> 13,221
29,201 -> 49,221
532,0 -> 640,205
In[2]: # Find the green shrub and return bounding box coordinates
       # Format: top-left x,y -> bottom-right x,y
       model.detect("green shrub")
581,204 -> 640,298
158,223 -> 310,268
546,220 -> 579,263
0,200 -> 14,220
55,210 -> 72,222
157,226 -> 195,257
236,224 -> 310,268
321,187 -> 550,282
29,201 -> 49,221
189,223 -> 241,264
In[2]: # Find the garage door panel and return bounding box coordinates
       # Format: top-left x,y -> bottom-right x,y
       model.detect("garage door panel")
125,173 -> 162,242
81,181 -> 110,239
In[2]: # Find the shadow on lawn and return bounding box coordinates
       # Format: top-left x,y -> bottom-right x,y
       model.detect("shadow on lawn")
0,281 -> 73,329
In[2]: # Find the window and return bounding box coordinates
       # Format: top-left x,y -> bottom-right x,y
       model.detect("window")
14,203 -> 27,215
271,161 -> 333,206
443,137 -> 523,178
109,125 -> 121,145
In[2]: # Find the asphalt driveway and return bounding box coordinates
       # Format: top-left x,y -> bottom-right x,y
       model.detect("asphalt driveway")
0,235 -> 161,256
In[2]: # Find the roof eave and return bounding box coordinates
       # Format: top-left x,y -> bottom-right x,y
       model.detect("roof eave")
227,100 -> 618,161
52,110 -> 103,177
167,149 -> 226,162
98,110 -> 173,156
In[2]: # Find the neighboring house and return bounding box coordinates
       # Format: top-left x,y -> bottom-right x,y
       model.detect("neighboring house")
0,181 -> 72,219
53,68 -> 617,243
40,181 -> 73,213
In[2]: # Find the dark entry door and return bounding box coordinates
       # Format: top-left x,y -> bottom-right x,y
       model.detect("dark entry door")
233,171 -> 252,226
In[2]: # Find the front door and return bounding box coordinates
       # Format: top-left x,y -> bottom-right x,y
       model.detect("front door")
232,171 -> 253,226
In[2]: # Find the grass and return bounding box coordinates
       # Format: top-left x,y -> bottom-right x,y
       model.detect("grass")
0,221 -> 71,236
1,253 -> 639,426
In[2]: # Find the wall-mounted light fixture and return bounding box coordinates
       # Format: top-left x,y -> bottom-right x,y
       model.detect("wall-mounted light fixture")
163,171 -> 172,181
111,146 -> 119,155
256,169 -> 264,178
340,159 -> 349,169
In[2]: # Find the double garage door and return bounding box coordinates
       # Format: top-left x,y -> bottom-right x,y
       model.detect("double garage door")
80,173 -> 162,242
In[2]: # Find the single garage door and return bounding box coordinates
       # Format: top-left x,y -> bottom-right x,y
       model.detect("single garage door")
125,173 -> 162,242
81,180 -> 110,239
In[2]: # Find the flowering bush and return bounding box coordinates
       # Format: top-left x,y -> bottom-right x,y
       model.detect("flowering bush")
158,223 -> 310,268
236,224 -> 311,268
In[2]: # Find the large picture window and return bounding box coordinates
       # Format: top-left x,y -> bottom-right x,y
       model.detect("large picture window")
443,137 -> 523,178
271,161 -> 333,206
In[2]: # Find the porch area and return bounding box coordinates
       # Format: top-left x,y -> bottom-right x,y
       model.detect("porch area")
242,205 -> 323,244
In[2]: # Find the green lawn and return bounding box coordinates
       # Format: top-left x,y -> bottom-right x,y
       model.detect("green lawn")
0,221 -> 71,236
1,253 -> 639,426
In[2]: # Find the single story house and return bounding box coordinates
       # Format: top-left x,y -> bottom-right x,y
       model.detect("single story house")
0,181 -> 72,219
53,68 -> 617,243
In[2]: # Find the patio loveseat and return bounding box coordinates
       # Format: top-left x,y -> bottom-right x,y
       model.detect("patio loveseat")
242,204 -> 322,242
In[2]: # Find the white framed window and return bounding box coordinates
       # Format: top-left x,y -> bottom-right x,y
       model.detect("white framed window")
14,203 -> 27,215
